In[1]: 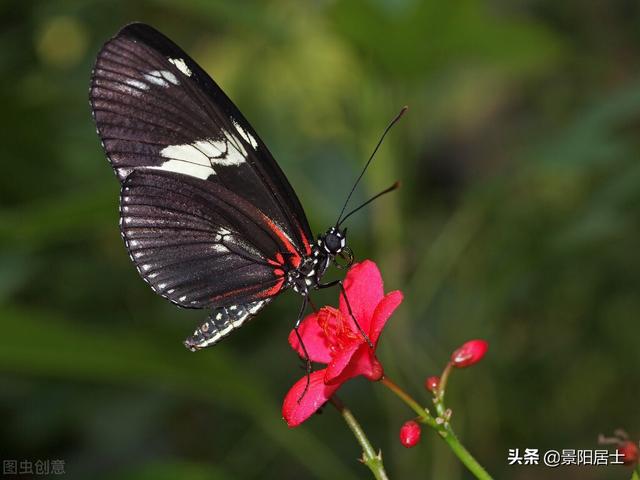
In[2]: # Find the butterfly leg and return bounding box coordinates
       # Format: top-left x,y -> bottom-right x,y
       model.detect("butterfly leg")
308,296 -> 319,313
318,280 -> 374,348
293,295 -> 312,402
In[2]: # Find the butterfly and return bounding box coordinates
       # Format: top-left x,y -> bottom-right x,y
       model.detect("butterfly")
89,23 -> 402,353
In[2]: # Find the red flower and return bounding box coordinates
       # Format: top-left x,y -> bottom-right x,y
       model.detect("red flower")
425,376 -> 440,393
451,339 -> 488,368
282,260 -> 403,427
399,420 -> 422,448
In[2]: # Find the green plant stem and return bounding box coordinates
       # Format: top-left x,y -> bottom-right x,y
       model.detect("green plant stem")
435,362 -> 453,416
380,376 -> 493,480
438,423 -> 492,480
380,376 -> 437,428
330,396 -> 389,480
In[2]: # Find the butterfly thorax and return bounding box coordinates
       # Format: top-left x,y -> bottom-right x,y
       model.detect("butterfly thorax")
288,254 -> 323,295
287,227 -> 349,295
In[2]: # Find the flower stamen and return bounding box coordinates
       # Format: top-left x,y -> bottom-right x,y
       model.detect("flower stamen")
317,306 -> 362,354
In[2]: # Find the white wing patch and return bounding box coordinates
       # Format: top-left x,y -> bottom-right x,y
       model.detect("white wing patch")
149,131 -> 250,180
210,244 -> 229,253
232,119 -> 258,149
147,155 -> 213,179
125,78 -> 149,91
144,70 -> 179,87
116,78 -> 148,96
169,57 -> 192,77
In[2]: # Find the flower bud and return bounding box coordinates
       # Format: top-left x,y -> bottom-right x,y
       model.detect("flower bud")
399,420 -> 421,448
451,339 -> 488,368
425,376 -> 440,393
618,441 -> 639,465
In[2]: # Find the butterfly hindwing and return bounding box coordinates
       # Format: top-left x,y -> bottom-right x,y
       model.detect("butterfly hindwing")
120,169 -> 289,309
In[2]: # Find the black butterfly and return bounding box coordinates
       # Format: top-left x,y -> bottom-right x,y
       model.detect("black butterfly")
90,23 -> 401,353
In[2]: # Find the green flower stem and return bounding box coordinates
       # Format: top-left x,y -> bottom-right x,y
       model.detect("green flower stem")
379,376 -> 437,428
380,376 -> 493,480
631,468 -> 639,480
330,396 -> 389,480
435,363 -> 453,413
438,423 -> 492,480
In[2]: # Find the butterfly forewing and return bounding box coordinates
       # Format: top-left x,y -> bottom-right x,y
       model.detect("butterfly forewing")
90,22 -> 313,256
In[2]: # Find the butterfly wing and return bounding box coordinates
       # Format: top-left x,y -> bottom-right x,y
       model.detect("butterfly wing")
122,168 -> 290,349
90,22 -> 313,258
120,169 -> 294,309
90,22 -> 319,321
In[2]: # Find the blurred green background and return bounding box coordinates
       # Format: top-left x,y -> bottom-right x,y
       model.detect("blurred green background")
1,1 -> 639,479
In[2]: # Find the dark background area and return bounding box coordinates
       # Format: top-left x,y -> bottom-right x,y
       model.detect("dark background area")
1,1 -> 639,478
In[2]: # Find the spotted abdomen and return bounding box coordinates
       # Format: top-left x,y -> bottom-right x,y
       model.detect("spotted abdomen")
184,299 -> 271,351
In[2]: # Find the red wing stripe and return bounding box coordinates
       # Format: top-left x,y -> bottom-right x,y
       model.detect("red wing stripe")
261,213 -> 302,268
258,277 -> 285,299
212,279 -> 281,302
298,227 -> 312,255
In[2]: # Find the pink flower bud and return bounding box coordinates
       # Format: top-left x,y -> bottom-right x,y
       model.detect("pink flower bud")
399,420 -> 421,448
425,376 -> 440,392
451,339 -> 488,368
618,441 -> 639,465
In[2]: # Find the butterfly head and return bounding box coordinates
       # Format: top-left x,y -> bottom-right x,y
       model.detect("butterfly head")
318,227 -> 353,269
320,227 -> 346,254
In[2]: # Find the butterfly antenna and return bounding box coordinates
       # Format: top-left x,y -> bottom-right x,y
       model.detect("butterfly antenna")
337,181 -> 400,226
336,106 -> 408,226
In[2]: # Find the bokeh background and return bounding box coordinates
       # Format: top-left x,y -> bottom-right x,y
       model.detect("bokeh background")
1,1 -> 639,479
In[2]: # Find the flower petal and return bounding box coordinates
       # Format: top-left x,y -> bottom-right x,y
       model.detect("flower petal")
369,290 -> 403,345
339,260 -> 384,334
327,345 -> 384,384
288,311 -> 334,364
282,370 -> 340,427
324,340 -> 363,384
